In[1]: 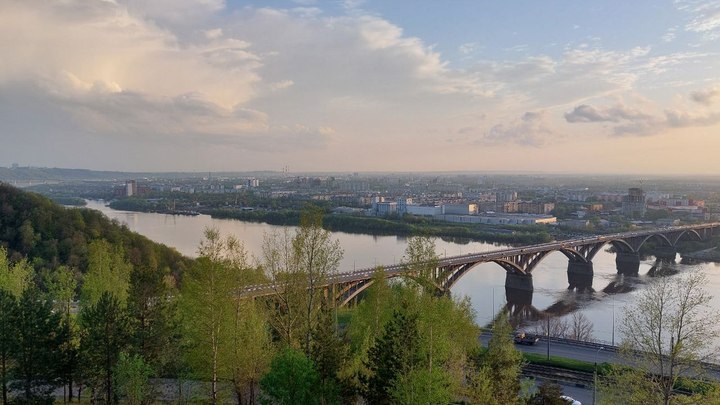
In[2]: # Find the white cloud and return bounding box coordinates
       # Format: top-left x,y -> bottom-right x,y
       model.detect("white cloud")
675,0 -> 720,40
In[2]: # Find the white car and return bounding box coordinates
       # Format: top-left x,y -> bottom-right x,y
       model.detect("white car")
560,396 -> 582,405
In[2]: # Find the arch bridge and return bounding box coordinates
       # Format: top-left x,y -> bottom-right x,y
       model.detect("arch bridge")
244,223 -> 720,307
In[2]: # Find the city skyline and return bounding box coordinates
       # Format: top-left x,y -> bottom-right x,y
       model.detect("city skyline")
2,0 -> 719,174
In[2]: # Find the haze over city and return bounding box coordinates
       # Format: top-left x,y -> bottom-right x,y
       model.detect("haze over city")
2,0 -> 720,174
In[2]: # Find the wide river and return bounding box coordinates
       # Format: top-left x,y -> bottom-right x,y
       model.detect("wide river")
86,200 -> 720,344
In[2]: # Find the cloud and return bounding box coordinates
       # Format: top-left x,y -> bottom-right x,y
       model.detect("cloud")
119,0 -> 225,26
466,46 -> 652,108
0,0 -> 262,109
481,111 -> 556,146
675,0 -> 720,40
564,104 -> 653,123
691,85 -> 720,105
565,95 -> 720,136
665,109 -> 720,127
662,27 -> 678,42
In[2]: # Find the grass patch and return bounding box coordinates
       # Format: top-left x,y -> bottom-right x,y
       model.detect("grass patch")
524,352 -> 611,375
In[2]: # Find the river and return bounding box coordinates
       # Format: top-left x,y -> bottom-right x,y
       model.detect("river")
85,200 -> 720,344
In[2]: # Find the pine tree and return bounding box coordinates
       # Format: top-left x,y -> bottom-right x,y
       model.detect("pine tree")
0,290 -> 16,405
80,292 -> 131,404
12,287 -> 66,403
364,302 -> 421,405
127,265 -> 178,375
46,265 -> 79,402
311,301 -> 348,405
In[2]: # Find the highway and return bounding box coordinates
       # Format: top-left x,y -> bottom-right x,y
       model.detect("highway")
480,332 -> 720,382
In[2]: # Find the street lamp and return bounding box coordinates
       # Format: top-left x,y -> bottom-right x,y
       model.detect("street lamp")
546,314 -> 550,360
593,347 -> 604,405
611,298 -> 616,346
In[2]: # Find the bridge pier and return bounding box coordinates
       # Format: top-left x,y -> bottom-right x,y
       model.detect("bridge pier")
567,261 -> 594,291
616,251 -> 640,275
505,272 -> 533,292
505,285 -> 533,306
505,273 -> 533,308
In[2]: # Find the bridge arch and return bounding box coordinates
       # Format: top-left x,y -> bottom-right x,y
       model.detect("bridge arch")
558,248 -> 588,262
636,233 -> 673,250
670,229 -> 702,246
607,239 -> 635,253
442,252 -> 553,290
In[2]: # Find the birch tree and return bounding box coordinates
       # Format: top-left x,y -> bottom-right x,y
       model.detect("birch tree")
614,272 -> 718,405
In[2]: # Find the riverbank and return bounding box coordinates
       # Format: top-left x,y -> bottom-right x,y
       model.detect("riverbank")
106,199 -> 554,245
205,208 -> 554,245
682,247 -> 720,262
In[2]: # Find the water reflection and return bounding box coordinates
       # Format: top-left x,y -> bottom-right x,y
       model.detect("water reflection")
84,200 -> 719,344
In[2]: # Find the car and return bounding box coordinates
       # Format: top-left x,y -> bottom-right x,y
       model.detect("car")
560,395 -> 581,405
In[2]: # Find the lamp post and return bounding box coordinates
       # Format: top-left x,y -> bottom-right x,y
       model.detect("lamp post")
546,314 -> 550,360
611,298 -> 616,346
593,346 -> 604,405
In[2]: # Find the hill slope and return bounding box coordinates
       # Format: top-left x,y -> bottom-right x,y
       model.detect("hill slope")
0,182 -> 190,277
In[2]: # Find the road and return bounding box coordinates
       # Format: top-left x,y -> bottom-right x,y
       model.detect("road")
481,332 -> 720,381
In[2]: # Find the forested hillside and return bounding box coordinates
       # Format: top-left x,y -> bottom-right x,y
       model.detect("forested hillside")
0,183 -> 190,279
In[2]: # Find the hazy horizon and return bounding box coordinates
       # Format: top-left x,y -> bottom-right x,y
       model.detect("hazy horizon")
2,1 -> 719,174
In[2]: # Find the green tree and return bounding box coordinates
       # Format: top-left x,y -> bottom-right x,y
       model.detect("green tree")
612,272 -> 718,405
363,302 -> 421,405
259,348 -> 320,405
344,267 -> 392,395
262,228 -> 306,348
0,247 -> 33,297
390,367 -> 452,405
114,352 -> 154,405
11,287 -> 66,403
529,380 -> 566,405
311,301 -> 348,405
81,240 -> 132,306
416,294 -> 479,400
180,255 -> 231,404
80,292 -> 131,404
0,290 -> 16,405
127,265 -> 178,375
224,298 -> 274,405
181,228 -> 259,404
484,312 -> 523,405
45,265 -> 79,402
402,235 -> 440,294
294,205 -> 343,354
465,364 -> 494,405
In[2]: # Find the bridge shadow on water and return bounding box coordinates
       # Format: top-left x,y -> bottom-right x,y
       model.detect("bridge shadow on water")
487,257 -> 680,329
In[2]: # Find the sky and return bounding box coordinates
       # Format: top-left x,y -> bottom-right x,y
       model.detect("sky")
1,0 -> 720,174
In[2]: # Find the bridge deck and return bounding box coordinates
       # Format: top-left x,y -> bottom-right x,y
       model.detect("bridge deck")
243,223 -> 720,297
